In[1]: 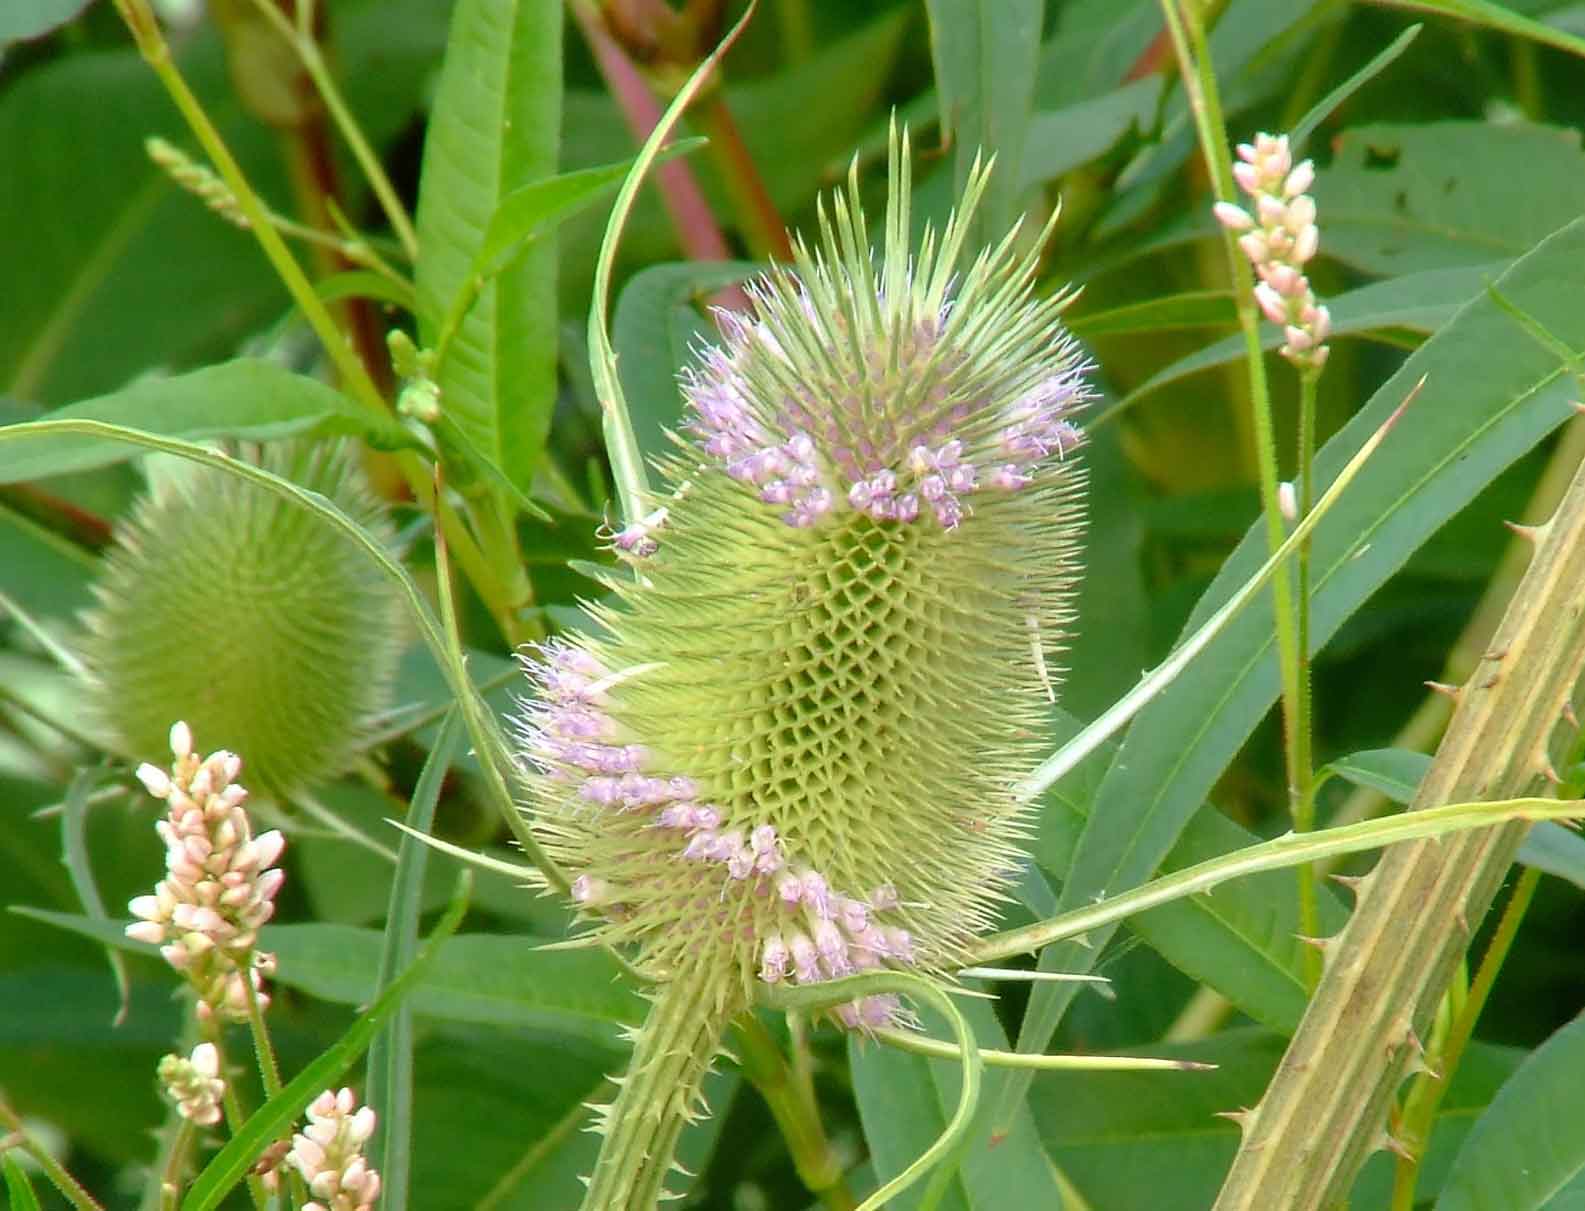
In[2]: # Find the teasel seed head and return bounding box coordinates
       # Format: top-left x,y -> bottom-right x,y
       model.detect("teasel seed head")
81,442 -> 404,798
520,131 -> 1090,1042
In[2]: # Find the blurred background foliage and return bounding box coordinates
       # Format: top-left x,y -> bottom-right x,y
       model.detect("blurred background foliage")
4,0 -> 1585,1207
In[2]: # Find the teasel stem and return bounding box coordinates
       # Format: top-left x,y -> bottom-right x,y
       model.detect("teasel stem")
732,1015 -> 856,1210
579,965 -> 739,1211
1212,435 -> 1585,1209
1159,0 -> 1310,964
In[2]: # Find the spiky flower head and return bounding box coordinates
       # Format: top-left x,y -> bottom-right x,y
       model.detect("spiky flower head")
81,441 -> 404,798
520,134 -> 1089,1040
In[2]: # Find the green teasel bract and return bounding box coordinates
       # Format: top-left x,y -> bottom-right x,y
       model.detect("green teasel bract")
518,134 -> 1090,1208
81,441 -> 405,799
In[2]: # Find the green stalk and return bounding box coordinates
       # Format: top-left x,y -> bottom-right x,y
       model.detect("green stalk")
243,976 -> 283,1101
241,0 -> 420,260
1294,368 -> 1322,986
201,1031 -> 269,1211
1157,0 -> 1308,867
1388,865 -> 1542,1211
0,1099 -> 104,1211
1212,447 -> 1585,1210
732,1015 -> 856,1211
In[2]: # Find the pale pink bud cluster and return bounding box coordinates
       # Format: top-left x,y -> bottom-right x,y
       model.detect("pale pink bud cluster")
287,1088 -> 381,1211
759,869 -> 913,1031
157,1042 -> 224,1127
684,292 -> 1086,531
1214,132 -> 1331,371
125,721 -> 284,1022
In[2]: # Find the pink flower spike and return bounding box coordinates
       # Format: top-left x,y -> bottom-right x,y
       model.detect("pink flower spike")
1285,159 -> 1316,197
1232,161 -> 1260,195
1213,202 -> 1253,231
137,763 -> 173,799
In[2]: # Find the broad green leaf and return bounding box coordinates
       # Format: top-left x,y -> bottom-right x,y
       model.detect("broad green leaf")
182,880 -> 470,1211
1316,123 -> 1585,276
1438,1013 -> 1585,1211
1033,1031 -> 1524,1210
365,711 -> 461,1208
0,0 -> 91,43
1034,710 -> 1348,1034
611,261 -> 761,465
0,359 -> 415,484
17,909 -> 643,1039
1019,77 -> 1158,188
415,0 -> 562,490
1329,747 -> 1585,890
0,38 -> 287,405
925,0 -> 1043,243
0,503 -> 97,620
851,996 -> 1062,1211
1117,264 -> 1495,410
1013,217 -> 1585,1073
1,1154 -> 42,1211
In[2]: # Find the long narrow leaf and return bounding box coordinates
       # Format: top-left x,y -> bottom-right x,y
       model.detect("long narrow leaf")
180,874 -> 472,1211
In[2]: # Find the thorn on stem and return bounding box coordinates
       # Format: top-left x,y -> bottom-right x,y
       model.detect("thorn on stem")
1425,680 -> 1461,700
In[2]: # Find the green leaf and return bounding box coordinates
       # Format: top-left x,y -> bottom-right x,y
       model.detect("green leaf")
15,908 -> 643,1039
1032,1031 -> 1524,1210
58,767 -> 131,1026
181,877 -> 471,1211
1373,0 -> 1585,61
0,38 -> 287,405
851,996 -> 1060,1211
611,261 -> 761,465
1329,747 -> 1585,891
414,0 -> 562,490
925,0 -> 1043,242
1034,710 -> 1348,1034
1014,216 -> 1585,1069
1289,23 -> 1422,151
0,359 -> 415,484
0,0 -> 91,43
1437,1013 -> 1585,1211
1067,291 -> 1237,341
365,710 -> 462,1209
1316,123 -> 1585,276
1116,263 -> 1496,411
314,269 -> 418,314
1019,77 -> 1158,189
0,502 -> 97,620
1,1154 -> 42,1211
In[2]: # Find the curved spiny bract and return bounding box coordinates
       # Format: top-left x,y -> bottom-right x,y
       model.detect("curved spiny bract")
81,441 -> 404,800
521,131 -> 1091,1211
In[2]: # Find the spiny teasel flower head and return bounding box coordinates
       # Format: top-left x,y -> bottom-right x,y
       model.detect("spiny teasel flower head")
126,721 -> 284,1022
287,1088 -> 382,1211
1214,132 -> 1331,372
518,130 -> 1089,1035
80,441 -> 404,799
157,1042 -> 225,1127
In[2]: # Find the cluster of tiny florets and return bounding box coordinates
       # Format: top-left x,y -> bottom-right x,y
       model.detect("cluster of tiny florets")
157,1042 -> 225,1127
286,1088 -> 382,1211
682,296 -> 1086,532
126,721 -> 283,1022
1214,132 -> 1331,371
522,642 -> 914,1028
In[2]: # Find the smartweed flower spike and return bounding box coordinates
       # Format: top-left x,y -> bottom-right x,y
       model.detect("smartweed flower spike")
126,722 -> 284,1022
82,441 -> 404,798
520,129 -> 1089,1210
287,1089 -> 382,1211
157,1042 -> 225,1127
1214,132 -> 1331,372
